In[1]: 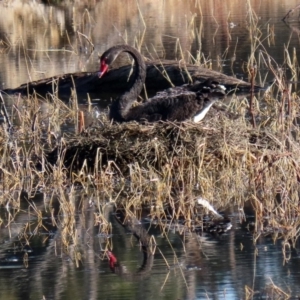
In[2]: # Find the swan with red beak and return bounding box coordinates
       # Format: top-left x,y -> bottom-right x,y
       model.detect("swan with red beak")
98,45 -> 226,123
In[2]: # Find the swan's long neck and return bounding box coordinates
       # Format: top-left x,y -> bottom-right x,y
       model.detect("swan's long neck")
109,46 -> 146,122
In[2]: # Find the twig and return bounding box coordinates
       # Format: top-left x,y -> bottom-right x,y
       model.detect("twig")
76,31 -> 95,52
27,48 -> 75,53
0,92 -> 12,129
249,66 -> 256,128
282,4 -> 300,21
78,111 -> 85,134
136,0 -> 146,29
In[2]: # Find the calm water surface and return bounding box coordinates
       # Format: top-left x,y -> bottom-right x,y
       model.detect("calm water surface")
1,0 -> 300,91
1,0 -> 300,299
1,192 -> 300,300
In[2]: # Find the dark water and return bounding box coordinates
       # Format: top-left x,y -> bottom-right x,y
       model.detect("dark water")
1,0 -> 300,299
1,192 -> 300,300
1,0 -> 300,92
0,194 -> 300,299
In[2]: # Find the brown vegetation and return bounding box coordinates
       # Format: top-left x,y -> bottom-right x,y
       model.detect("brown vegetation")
1,1 -> 300,297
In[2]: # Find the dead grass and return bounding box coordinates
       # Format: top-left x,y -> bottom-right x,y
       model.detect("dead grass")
20,86 -> 296,248
1,2 -> 300,287
1,48 -> 300,262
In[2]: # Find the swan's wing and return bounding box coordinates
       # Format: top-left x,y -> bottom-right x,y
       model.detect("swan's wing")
128,91 -> 203,122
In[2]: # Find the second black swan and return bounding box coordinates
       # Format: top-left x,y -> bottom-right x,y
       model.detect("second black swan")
99,45 -> 226,123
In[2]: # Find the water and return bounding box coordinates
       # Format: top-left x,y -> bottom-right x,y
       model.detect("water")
1,0 -> 300,91
1,192 -> 300,299
1,0 -> 300,299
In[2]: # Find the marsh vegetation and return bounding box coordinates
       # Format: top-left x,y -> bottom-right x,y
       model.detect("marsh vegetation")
1,0 -> 300,299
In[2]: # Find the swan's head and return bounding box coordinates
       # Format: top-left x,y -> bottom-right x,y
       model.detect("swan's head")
98,45 -> 144,80
98,46 -> 121,78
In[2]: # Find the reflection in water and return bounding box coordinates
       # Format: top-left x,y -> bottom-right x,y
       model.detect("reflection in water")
0,191 -> 300,299
1,0 -> 300,92
1,0 -> 300,299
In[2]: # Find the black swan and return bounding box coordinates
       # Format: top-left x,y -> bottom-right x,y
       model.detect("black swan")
99,45 -> 226,123
2,49 -> 262,100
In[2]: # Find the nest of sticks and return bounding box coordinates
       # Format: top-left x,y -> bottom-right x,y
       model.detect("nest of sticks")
47,106 -> 300,188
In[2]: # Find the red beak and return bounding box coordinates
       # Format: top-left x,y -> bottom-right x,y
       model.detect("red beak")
107,251 -> 118,269
98,60 -> 109,78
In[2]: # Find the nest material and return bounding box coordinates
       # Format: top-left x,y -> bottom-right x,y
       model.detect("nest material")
48,110 -> 286,175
